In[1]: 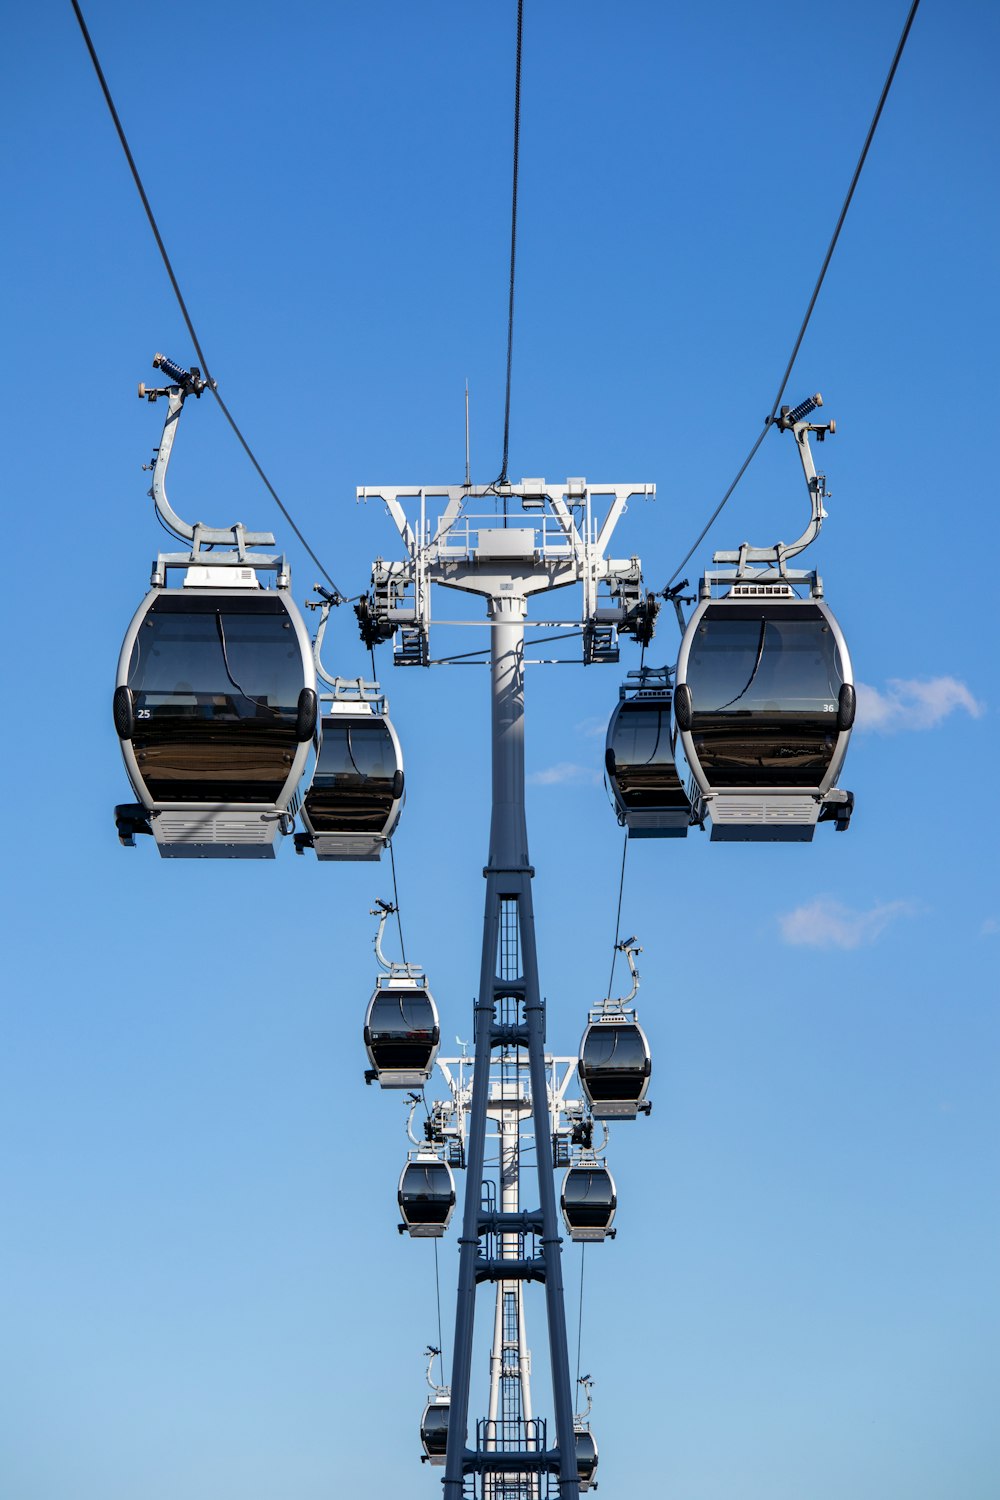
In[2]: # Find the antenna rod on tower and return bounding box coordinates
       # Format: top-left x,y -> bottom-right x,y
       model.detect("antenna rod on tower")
465,381 -> 471,488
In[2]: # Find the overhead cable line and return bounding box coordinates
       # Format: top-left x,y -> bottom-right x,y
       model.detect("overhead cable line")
574,1243 -> 587,1392
388,841 -> 407,964
667,0 -> 921,585
492,0 -> 525,498
433,1239 -> 445,1369
606,831 -> 628,998
69,0 -> 346,601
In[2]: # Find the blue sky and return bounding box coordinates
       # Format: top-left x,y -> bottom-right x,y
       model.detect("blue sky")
2,3 -> 998,1498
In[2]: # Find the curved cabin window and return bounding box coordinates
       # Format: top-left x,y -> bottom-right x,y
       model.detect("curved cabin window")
401,1164 -> 455,1223
575,1431 -> 598,1476
581,1025 -> 649,1101
563,1169 -> 615,1226
306,719 -> 398,833
609,703 -> 686,809
367,991 -> 438,1069
127,594 -> 303,802
421,1405 -> 449,1454
687,604 -> 845,788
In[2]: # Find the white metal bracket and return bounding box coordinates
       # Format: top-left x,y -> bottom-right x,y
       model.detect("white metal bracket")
357,478 -> 655,662
708,393 -> 836,586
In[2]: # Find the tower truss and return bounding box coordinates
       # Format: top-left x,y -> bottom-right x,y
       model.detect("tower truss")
361,480 -> 655,1497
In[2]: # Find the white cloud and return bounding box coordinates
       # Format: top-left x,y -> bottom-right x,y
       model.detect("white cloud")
778,897 -> 914,951
982,918 -> 999,938
574,716 -> 609,739
855,676 -> 984,734
528,761 -> 601,787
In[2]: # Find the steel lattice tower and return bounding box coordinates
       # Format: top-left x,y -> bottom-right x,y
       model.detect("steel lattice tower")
359,479 -> 655,1497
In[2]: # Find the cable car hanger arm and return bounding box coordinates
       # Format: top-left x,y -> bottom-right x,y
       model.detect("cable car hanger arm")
710,394 -> 835,578
140,353 -> 277,554
308,599 -> 341,689
371,899 -> 398,973
425,1345 -> 449,1399
371,899 -> 423,979
610,937 -> 641,1009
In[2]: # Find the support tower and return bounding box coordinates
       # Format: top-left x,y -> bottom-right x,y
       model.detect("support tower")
360,480 -> 655,1497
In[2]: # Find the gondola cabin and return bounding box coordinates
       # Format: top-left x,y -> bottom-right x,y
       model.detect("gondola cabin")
364,976 -> 440,1088
561,1162 -> 617,1242
114,566 -> 316,857
579,1015 -> 651,1120
605,671 -> 691,837
298,698 -> 404,861
575,1428 -> 599,1491
398,1155 -> 456,1238
420,1397 -> 450,1465
674,583 -> 855,841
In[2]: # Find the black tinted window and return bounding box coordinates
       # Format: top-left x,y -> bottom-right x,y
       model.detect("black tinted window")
368,991 -> 436,1036
306,720 -> 398,832
688,612 -> 843,715
610,704 -> 686,809
582,1024 -> 648,1099
126,598 -> 304,803
129,596 -> 303,719
686,609 -> 845,789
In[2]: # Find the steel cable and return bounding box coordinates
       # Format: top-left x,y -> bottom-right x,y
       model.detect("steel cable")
388,840 -> 407,964
574,1242 -> 586,1393
606,831 -> 628,998
494,0 -> 525,496
69,0 -> 346,600
667,0 -> 922,585
433,1238 -> 445,1370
